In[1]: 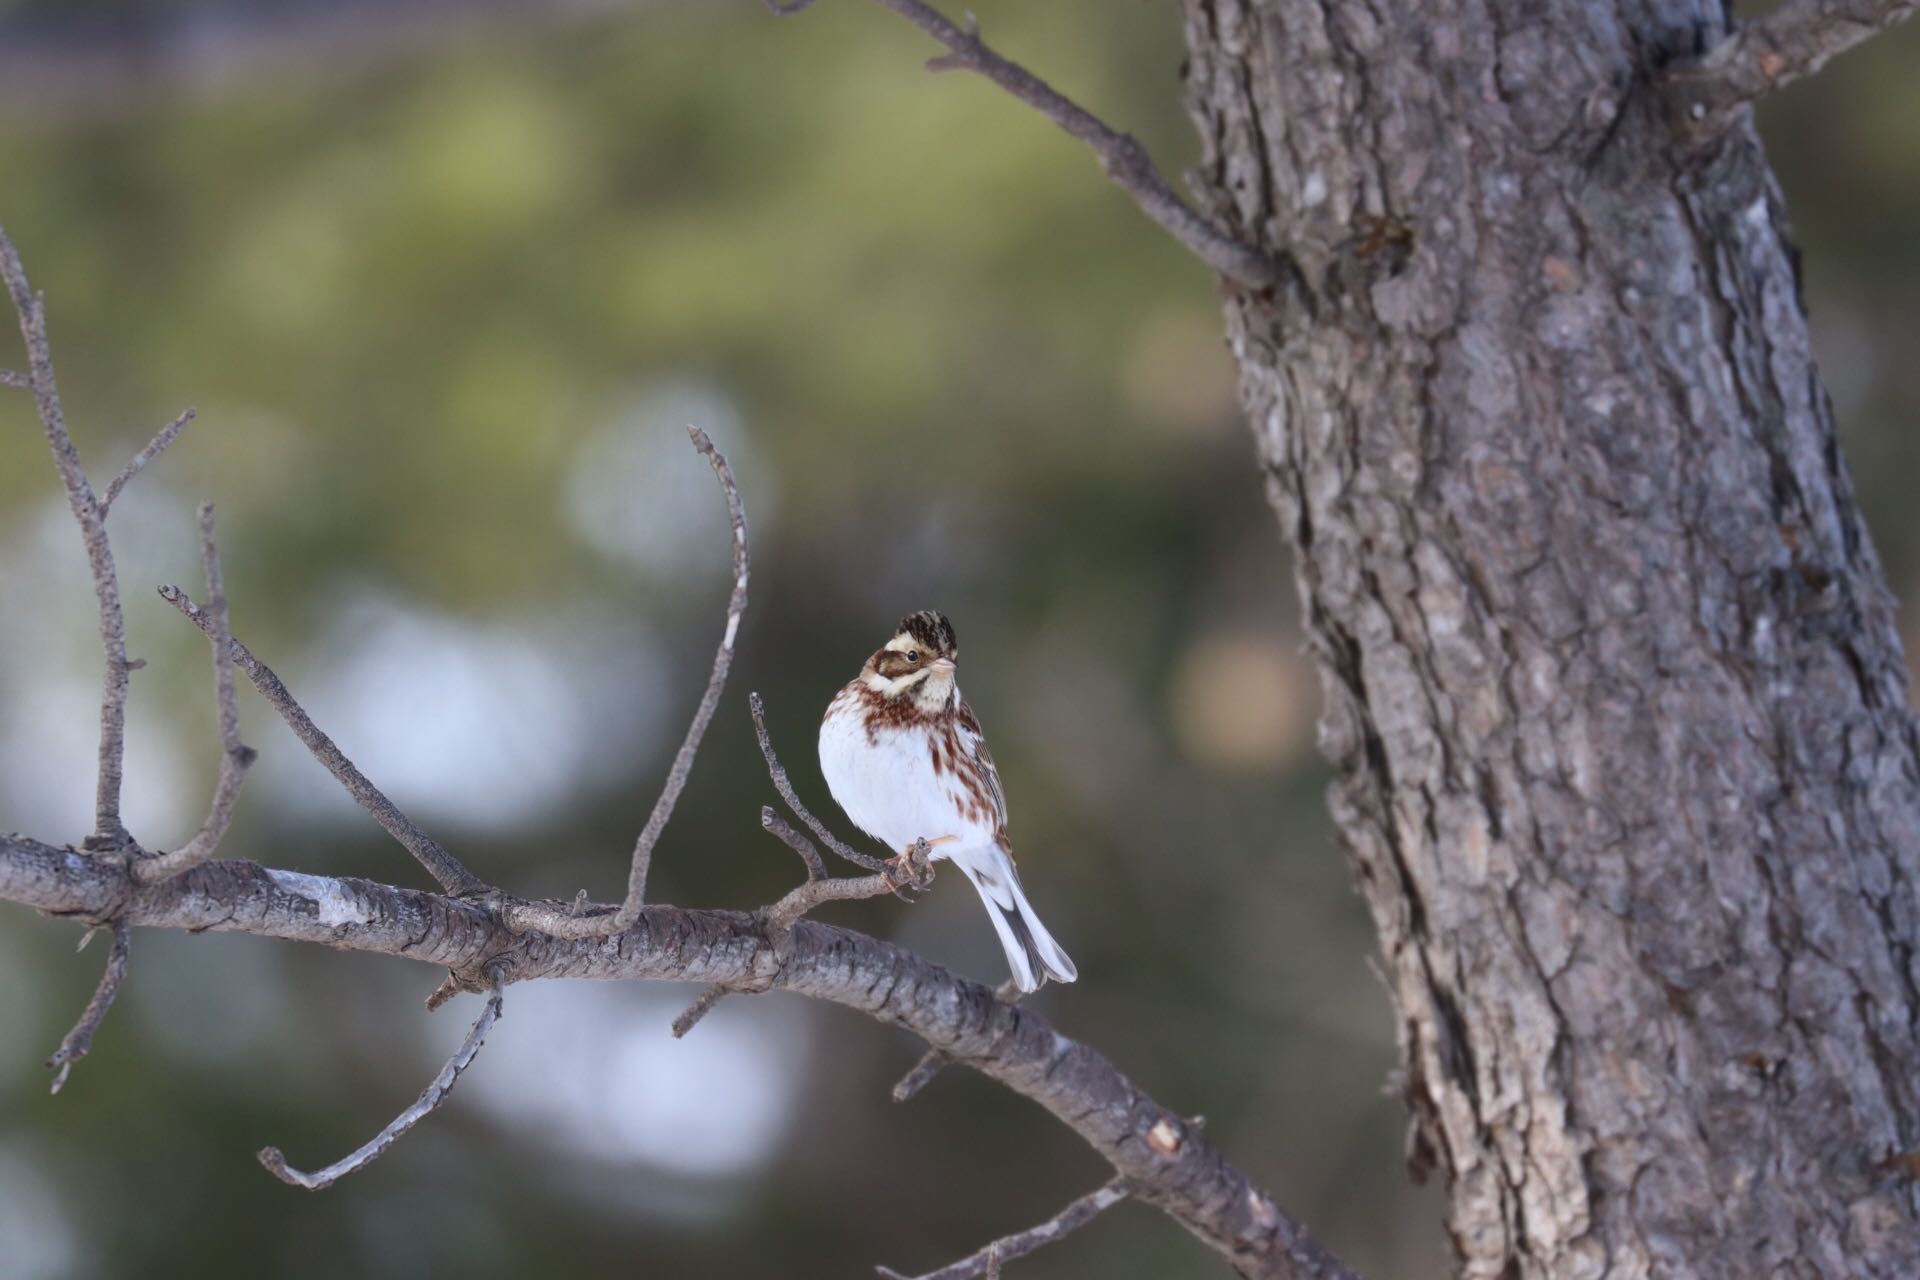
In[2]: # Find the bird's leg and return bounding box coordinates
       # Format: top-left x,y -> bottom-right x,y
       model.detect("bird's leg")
885,837 -> 943,895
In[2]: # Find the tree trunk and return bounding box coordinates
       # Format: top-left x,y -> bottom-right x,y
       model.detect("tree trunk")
1178,1 -> 1920,1275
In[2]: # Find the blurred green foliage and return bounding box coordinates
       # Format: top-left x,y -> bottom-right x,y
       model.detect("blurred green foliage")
0,3 -> 1914,1278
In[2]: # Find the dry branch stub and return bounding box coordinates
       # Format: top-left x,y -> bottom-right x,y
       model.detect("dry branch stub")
45,920 -> 130,1094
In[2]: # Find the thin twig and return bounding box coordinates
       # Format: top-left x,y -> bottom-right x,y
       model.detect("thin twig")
258,964 -> 506,1190
762,805 -> 828,881
765,844 -> 933,935
156,583 -> 489,898
751,690 -> 887,872
892,979 -> 1022,1103
877,1178 -> 1130,1280
765,0 -> 1279,289
136,504 -> 256,884
100,407 -> 196,516
46,921 -> 130,1094
0,227 -> 133,845
670,983 -> 731,1038
0,367 -> 28,388
1668,0 -> 1917,133
505,426 -> 749,941
607,424 -> 749,929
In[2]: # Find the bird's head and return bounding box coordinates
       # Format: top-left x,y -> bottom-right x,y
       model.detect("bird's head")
862,610 -> 959,711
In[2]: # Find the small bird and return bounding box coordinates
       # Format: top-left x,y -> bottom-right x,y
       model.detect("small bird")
818,611 -> 1076,993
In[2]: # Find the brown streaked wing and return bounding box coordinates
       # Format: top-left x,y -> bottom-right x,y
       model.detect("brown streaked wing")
954,697 -> 1009,835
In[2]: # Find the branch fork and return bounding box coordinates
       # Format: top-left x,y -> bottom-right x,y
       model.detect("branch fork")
135,502 -> 256,886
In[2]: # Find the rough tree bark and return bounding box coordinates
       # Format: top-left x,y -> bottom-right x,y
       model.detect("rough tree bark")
1179,1 -> 1920,1275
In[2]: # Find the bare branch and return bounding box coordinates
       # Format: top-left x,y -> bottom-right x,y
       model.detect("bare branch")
764,846 -> 936,926
762,805 -> 828,882
258,965 -> 506,1190
607,424 -> 749,929
893,978 -> 1021,1103
1668,0 -> 1917,132
45,921 -> 130,1094
1,367 -> 28,388
100,407 -> 196,516
136,504 -> 256,885
156,584 -> 489,898
0,227 -> 133,845
3,833 -> 1357,1279
877,1178 -> 1130,1280
766,0 -> 1280,290
503,426 -> 750,941
751,690 -> 887,872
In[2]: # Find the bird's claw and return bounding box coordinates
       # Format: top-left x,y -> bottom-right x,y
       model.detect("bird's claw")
884,840 -> 937,898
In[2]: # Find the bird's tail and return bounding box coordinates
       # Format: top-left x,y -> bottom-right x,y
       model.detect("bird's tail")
952,846 -> 1076,993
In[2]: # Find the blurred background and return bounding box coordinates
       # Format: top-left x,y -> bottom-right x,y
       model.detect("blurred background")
0,2 -> 1913,1277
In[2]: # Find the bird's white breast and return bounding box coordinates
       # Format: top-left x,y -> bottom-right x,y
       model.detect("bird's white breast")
818,690 -> 995,858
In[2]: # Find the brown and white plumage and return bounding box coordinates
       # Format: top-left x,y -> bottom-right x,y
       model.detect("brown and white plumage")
818,610 -> 1075,992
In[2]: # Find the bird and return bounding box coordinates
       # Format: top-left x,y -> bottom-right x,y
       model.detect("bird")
818,610 -> 1076,993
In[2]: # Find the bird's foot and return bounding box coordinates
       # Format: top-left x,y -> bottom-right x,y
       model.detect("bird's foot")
884,839 -> 940,897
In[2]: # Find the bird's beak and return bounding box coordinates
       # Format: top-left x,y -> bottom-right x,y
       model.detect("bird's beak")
930,657 -> 956,676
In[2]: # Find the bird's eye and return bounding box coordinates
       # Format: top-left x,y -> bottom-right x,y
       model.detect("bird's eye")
906,650 -> 920,663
